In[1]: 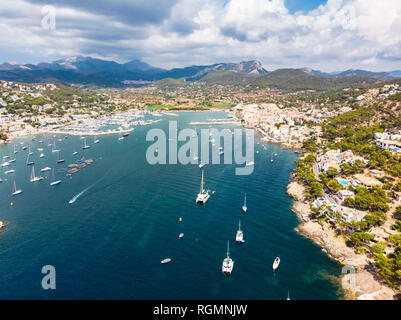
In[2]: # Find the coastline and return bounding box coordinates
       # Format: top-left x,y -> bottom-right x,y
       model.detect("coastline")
286,179 -> 396,300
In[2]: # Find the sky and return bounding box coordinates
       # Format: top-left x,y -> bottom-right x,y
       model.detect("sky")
0,0 -> 400,72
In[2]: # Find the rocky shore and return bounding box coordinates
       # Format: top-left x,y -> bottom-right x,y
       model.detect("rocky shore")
286,180 -> 396,300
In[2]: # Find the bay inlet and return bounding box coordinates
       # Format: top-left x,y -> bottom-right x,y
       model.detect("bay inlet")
0,111 -> 344,299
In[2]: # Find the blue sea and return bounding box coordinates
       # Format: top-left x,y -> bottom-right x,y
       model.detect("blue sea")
0,111 -> 344,299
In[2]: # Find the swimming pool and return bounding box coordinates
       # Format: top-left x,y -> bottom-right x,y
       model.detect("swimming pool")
337,179 -> 349,186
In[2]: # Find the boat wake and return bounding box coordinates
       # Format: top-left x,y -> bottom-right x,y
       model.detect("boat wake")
69,186 -> 91,204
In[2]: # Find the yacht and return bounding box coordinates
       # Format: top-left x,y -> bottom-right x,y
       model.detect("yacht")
39,153 -> 44,158
50,168 -> 62,186
179,233 -> 184,239
196,170 -> 210,204
12,181 -> 22,195
40,167 -> 52,173
22,145 -> 27,150
30,166 -> 43,182
94,136 -> 100,144
1,159 -> 10,167
8,158 -> 16,163
222,241 -> 234,275
242,193 -> 247,213
236,220 -> 244,243
122,132 -> 130,137
161,258 -> 171,264
273,256 -> 280,271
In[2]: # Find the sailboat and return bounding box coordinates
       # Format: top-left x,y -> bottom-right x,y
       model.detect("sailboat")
12,181 -> 22,195
13,144 -> 18,154
40,167 -> 51,173
28,145 -> 33,155
52,140 -> 60,153
196,169 -> 210,204
273,256 -> 280,271
94,135 -> 100,144
242,193 -> 247,213
287,292 -> 291,300
57,151 -> 65,163
118,132 -> 124,141
236,220 -> 244,243
26,152 -> 34,166
72,143 -> 78,156
50,168 -> 62,186
222,240 -> 234,275
82,137 -> 90,149
30,166 -> 43,182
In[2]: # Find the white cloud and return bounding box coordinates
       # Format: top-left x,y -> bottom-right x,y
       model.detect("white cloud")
0,0 -> 400,71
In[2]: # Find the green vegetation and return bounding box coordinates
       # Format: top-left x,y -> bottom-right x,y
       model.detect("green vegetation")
344,186 -> 390,213
295,153 -> 323,199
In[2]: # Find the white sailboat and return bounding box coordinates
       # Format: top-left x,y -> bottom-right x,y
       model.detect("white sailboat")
30,166 -> 43,182
52,141 -> 60,153
13,144 -> 18,154
5,169 -> 15,174
28,145 -> 33,155
236,220 -> 244,243
40,167 -> 51,173
50,168 -> 62,186
242,193 -> 247,213
118,132 -> 124,141
82,137 -> 90,149
222,240 -> 234,275
94,135 -> 100,144
72,143 -> 78,156
39,153 -> 44,158
287,292 -> 291,300
12,181 -> 22,195
273,256 -> 280,271
196,169 -> 210,204
179,233 -> 184,239
26,152 -> 34,166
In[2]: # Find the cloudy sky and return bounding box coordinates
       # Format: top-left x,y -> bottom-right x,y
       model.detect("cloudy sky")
0,0 -> 400,72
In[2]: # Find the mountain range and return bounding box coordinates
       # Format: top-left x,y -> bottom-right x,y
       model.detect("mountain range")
0,56 -> 399,88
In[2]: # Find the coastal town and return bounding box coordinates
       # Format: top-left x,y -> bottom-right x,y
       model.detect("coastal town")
1,76 -> 401,300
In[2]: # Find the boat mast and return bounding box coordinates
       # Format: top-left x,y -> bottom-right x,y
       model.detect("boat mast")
227,240 -> 230,258
200,170 -> 204,193
238,220 -> 241,231
244,193 -> 246,206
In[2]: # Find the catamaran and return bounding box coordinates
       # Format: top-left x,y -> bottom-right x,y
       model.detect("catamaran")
50,168 -> 62,186
236,220 -> 244,243
222,240 -> 234,275
82,137 -> 90,149
242,193 -> 247,213
30,166 -> 43,182
273,256 -> 280,271
12,181 -> 22,195
196,170 -> 210,204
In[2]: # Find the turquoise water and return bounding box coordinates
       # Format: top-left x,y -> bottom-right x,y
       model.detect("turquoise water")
337,179 -> 349,187
0,111 -> 344,300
